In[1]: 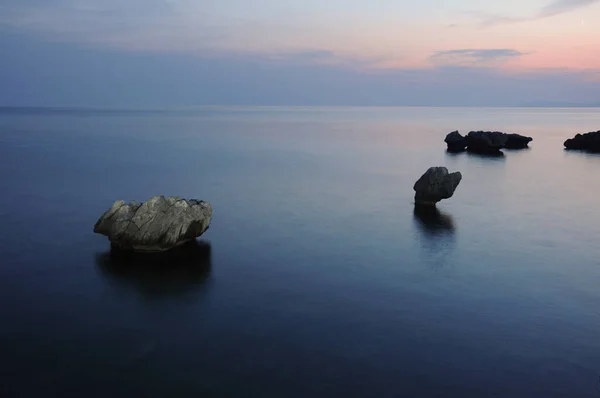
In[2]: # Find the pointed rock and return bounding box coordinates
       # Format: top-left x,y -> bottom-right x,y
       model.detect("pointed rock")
413,167 -> 462,206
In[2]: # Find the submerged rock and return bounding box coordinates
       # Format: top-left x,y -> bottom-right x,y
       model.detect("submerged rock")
444,131 -> 468,152
466,131 -> 509,154
94,196 -> 212,252
564,130 -> 600,152
413,167 -> 462,206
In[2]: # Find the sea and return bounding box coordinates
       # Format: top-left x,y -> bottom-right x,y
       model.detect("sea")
0,106 -> 599,397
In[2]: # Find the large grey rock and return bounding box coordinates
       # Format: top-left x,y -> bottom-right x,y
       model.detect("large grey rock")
413,167 -> 462,206
94,196 -> 212,252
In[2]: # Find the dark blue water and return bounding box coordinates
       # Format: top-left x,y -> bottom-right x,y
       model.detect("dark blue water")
1,107 -> 600,397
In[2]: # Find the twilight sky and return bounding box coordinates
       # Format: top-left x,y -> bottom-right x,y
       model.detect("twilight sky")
1,0 -> 600,106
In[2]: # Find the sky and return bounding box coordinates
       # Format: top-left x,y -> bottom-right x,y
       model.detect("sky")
1,0 -> 600,107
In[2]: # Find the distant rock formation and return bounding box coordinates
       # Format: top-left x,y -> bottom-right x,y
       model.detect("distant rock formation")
564,131 -> 600,152
504,133 -> 533,149
413,167 -> 462,206
94,196 -> 212,252
444,131 -> 468,152
443,131 -> 533,153
465,131 -> 509,154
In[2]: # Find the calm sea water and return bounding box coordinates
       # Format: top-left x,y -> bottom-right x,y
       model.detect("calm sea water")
1,106 -> 599,397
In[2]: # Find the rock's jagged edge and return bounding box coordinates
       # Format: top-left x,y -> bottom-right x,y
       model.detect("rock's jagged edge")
94,196 -> 212,253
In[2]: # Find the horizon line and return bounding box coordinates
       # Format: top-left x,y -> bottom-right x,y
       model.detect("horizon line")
2,104 -> 600,113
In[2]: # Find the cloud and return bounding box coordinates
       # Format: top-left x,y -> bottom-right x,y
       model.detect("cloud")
0,0 -> 383,70
0,1 -> 391,69
2,33 -> 599,108
0,1 -> 230,51
257,49 -> 386,69
475,0 -> 600,26
539,0 -> 600,17
430,49 -> 529,66
262,50 -> 338,64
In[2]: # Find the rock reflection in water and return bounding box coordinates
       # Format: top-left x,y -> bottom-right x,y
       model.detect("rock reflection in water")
412,205 -> 457,267
95,240 -> 212,301
413,206 -> 455,236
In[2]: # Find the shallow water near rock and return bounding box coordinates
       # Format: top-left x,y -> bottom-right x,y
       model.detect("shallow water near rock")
1,106 -> 600,397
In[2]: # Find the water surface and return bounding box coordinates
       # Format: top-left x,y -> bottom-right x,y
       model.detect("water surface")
1,107 -> 599,397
